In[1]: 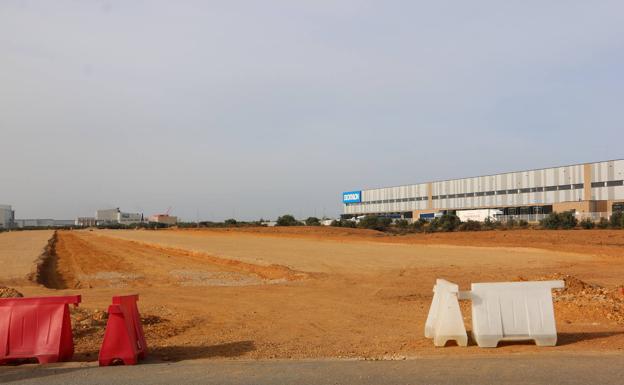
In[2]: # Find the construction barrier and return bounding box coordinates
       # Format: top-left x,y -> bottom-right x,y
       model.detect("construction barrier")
99,294 -> 148,366
424,279 -> 468,347
0,295 -> 81,364
468,280 -> 564,347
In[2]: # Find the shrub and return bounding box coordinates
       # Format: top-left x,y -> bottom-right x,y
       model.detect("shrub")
540,211 -> 578,230
518,219 -> 529,228
395,219 -> 409,230
459,220 -> 482,231
276,214 -> 301,226
597,217 -> 610,229
505,218 -> 517,229
580,218 -> 595,229
305,217 -> 321,226
358,216 -> 392,231
430,214 -> 460,232
559,211 -> 578,229
483,217 -> 501,230
330,219 -> 356,228
610,212 -> 624,229
411,218 -> 428,232
224,218 -> 237,226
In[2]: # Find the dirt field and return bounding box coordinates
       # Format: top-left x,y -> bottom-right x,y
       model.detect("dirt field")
4,227 -> 624,362
0,230 -> 54,285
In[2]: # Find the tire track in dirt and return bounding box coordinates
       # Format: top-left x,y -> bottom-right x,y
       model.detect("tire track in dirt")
50,231 -> 310,289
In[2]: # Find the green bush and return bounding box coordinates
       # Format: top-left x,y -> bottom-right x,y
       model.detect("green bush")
518,219 -> 529,228
305,217 -> 321,226
411,218 -> 428,232
430,214 -> 460,232
597,217 -> 610,229
610,212 -> 624,229
358,216 -> 392,231
540,211 -> 578,230
330,219 -> 356,228
459,220 -> 482,231
559,211 -> 578,229
395,219 -> 409,230
483,217 -> 501,230
276,214 -> 302,226
224,218 -> 237,226
579,218 -> 595,229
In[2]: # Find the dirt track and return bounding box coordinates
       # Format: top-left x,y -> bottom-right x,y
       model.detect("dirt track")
5,228 -> 624,361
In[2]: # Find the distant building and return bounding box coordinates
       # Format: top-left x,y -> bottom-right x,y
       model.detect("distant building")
96,208 -> 143,225
343,159 -> 624,222
14,219 -> 74,228
148,214 -> 178,225
75,217 -> 97,227
0,205 -> 15,229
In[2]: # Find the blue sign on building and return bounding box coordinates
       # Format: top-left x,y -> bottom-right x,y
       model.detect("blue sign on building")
343,191 -> 362,203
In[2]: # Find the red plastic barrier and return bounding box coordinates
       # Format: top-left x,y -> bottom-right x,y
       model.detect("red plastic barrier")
99,294 -> 148,366
0,295 -> 81,364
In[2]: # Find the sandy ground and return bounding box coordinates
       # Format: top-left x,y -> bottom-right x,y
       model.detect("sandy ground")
0,230 -> 53,285
3,227 -> 624,362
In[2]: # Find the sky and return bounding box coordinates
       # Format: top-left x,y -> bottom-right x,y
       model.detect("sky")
1,1 -> 623,221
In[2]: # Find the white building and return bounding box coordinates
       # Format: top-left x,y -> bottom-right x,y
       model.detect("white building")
148,214 -> 178,225
96,208 -> 143,225
343,159 -> 624,221
14,219 -> 75,228
0,205 -> 15,229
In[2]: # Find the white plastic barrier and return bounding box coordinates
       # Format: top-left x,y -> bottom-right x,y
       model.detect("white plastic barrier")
467,280 -> 565,347
424,279 -> 468,347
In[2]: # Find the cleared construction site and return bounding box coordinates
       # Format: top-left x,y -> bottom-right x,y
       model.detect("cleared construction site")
1,227 -> 623,362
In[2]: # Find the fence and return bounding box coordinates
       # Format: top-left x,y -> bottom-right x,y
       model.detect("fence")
496,212 -> 611,223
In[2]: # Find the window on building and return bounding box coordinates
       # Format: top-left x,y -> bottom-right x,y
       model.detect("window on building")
507,189 -> 518,194
520,188 -> 531,193
432,196 -> 439,200
607,180 -> 624,187
465,192 -> 475,197
573,183 -> 584,189
545,186 -> 557,191
591,181 -> 605,188
558,184 -> 572,190
486,191 -> 495,196
422,197 -> 429,201
475,192 -> 485,196
531,187 -> 544,192
496,190 -> 506,195
448,194 -> 456,199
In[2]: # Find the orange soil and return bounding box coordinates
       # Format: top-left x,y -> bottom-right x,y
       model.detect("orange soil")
7,228 -> 624,362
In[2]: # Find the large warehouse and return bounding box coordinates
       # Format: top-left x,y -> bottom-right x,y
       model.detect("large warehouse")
342,159 -> 624,221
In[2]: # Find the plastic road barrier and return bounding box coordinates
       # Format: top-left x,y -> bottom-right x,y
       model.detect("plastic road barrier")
0,295 -> 81,364
467,280 -> 565,347
99,294 -> 148,366
424,279 -> 468,347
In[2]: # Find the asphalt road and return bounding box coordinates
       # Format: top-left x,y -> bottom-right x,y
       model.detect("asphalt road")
1,353 -> 623,385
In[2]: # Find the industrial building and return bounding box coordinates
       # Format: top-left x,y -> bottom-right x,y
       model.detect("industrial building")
148,214 -> 178,225
14,219 -> 75,228
75,217 -> 97,227
0,205 -> 15,229
96,208 -> 143,225
342,159 -> 624,222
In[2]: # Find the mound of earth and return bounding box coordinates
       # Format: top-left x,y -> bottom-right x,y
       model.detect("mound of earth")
535,274 -> 624,324
0,286 -> 24,298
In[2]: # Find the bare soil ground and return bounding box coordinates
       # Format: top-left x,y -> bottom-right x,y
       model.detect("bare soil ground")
4,227 -> 624,362
0,230 -> 54,285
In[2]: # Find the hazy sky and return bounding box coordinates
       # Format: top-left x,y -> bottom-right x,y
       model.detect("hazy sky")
2,1 -> 623,221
